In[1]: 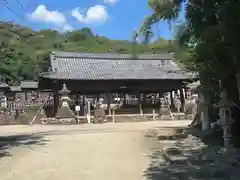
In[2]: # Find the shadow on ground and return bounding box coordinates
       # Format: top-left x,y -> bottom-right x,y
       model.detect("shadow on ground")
144,127 -> 240,180
0,133 -> 49,158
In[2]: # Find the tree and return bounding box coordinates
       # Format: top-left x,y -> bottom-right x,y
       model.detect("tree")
137,1 -> 240,139
138,0 -> 240,101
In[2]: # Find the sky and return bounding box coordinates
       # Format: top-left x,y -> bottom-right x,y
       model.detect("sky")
0,0 -> 185,40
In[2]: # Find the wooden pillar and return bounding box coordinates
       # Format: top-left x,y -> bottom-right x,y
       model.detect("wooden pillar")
53,91 -> 58,117
184,88 -> 188,99
158,93 -> 162,113
36,91 -> 39,100
123,93 -> 126,105
138,92 -> 143,116
96,93 -> 100,104
107,92 -> 111,115
170,91 -> 174,109
180,88 -> 185,112
83,95 -> 87,117
25,91 -> 28,102
77,94 -> 81,116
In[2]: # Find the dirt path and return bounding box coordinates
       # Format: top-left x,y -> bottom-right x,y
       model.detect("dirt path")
0,121 -> 190,180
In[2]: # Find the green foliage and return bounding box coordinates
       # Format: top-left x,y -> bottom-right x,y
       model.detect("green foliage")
139,0 -> 185,43
139,0 -> 240,81
138,0 -> 240,102
0,21 -> 181,84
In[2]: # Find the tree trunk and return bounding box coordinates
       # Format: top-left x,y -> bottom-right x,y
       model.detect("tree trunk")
189,74 -> 212,129
233,57 -> 240,100
235,74 -> 240,100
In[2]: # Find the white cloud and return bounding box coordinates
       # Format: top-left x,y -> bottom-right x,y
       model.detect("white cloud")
104,0 -> 119,5
29,5 -> 66,24
72,5 -> 108,24
28,5 -> 73,32
62,24 -> 74,32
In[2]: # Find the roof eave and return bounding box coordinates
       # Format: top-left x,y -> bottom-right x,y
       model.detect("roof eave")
39,72 -> 193,81
51,51 -> 175,60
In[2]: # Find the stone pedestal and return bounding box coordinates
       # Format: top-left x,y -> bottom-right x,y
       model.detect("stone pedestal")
159,97 -> 172,119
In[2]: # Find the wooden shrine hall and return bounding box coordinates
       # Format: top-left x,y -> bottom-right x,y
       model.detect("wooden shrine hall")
38,51 -> 194,123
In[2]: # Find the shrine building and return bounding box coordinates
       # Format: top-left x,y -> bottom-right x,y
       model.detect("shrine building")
38,51 -> 194,121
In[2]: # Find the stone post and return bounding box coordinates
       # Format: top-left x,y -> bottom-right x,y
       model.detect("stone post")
197,87 -> 210,131
75,105 -> 80,124
87,100 -> 91,124
139,103 -> 143,116
112,109 -> 116,123
152,108 -> 156,121
176,98 -> 181,113
216,89 -> 234,150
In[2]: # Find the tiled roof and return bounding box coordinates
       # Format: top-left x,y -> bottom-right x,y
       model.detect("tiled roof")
20,81 -> 38,89
39,51 -> 193,80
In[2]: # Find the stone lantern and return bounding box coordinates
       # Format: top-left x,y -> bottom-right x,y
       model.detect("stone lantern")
56,83 -> 75,119
59,83 -> 71,107
216,89 -> 234,150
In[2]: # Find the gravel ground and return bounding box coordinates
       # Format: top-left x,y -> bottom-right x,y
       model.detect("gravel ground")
0,120 -> 190,180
